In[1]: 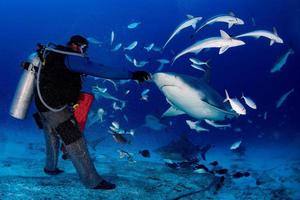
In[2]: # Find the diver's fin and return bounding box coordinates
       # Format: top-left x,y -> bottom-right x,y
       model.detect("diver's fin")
161,106 -> 185,118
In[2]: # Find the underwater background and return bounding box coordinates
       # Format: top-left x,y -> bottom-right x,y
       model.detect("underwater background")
0,0 -> 300,199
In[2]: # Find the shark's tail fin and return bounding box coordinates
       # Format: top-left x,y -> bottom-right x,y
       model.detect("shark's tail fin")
241,92 -> 245,100
224,89 -> 230,103
191,23 -> 206,38
289,48 -> 295,54
205,59 -> 211,68
171,56 -> 178,65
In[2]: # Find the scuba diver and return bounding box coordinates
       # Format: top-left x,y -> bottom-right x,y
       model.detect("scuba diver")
32,35 -> 150,190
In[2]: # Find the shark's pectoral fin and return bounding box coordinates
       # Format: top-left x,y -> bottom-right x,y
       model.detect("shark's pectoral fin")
161,106 -> 185,118
194,48 -> 203,54
219,46 -> 230,54
192,23 -> 197,30
228,22 -> 234,29
270,40 -> 275,46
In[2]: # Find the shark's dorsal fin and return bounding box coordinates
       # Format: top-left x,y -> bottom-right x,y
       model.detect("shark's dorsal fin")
229,12 -> 235,17
186,14 -> 194,19
161,106 -> 185,118
220,30 -> 231,39
273,27 -> 278,36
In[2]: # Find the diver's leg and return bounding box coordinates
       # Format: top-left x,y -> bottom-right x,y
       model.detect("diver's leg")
55,117 -> 116,190
39,111 -> 66,175
43,128 -> 62,174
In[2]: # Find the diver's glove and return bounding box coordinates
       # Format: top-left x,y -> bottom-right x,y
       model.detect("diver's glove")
131,71 -> 151,83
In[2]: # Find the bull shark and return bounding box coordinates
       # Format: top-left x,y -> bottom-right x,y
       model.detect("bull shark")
154,134 -> 212,161
152,72 -> 238,121
172,30 -> 245,64
163,16 -> 203,49
142,115 -> 167,131
235,28 -> 283,46
194,14 -> 244,35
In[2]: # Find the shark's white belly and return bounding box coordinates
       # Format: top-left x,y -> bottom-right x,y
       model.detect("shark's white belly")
162,86 -> 232,121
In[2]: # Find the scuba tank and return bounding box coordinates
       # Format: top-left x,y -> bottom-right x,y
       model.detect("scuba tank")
10,43 -> 86,120
9,52 -> 41,119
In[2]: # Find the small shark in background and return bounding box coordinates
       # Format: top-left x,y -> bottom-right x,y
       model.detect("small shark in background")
189,58 -> 210,68
276,88 -> 295,108
173,30 -> 245,64
186,120 -> 209,133
235,27 -> 283,46
163,15 -> 203,49
204,119 -> 231,129
154,134 -> 212,161
194,13 -> 244,35
142,115 -> 167,131
270,49 -> 294,73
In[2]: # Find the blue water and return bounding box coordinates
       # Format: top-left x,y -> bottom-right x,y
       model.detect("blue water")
0,0 -> 300,199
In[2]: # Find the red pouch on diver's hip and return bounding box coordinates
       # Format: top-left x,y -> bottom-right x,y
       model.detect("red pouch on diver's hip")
73,92 -> 94,132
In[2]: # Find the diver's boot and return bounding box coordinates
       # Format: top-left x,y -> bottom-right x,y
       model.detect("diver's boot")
65,137 -> 116,190
43,131 -> 64,175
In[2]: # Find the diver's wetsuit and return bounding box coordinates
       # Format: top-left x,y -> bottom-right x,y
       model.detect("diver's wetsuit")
35,45 -> 131,189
